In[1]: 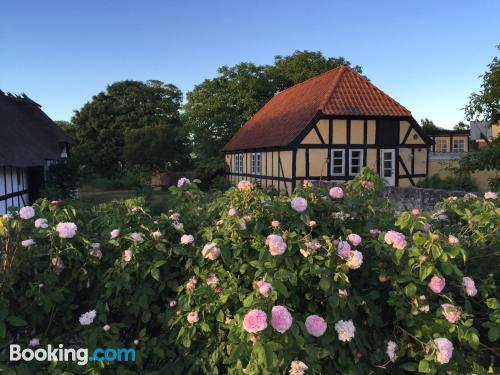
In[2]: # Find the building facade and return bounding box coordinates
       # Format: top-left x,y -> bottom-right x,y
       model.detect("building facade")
222,65 -> 431,194
0,92 -> 72,214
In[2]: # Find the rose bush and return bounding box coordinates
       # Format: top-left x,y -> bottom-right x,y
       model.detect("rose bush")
0,172 -> 498,374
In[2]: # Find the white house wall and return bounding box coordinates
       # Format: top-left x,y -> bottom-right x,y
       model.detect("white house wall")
0,166 -> 29,215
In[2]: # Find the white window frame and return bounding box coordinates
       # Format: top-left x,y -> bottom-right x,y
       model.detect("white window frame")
235,154 -> 243,174
452,139 -> 465,153
330,149 -> 345,176
435,138 -> 448,153
349,149 -> 364,176
250,152 -> 261,175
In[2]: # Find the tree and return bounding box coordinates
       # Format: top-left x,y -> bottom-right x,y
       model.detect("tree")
457,137 -> 500,190
71,80 -> 183,177
420,118 -> 444,132
123,125 -> 190,173
453,121 -> 470,131
183,50 -> 362,180
465,46 -> 500,124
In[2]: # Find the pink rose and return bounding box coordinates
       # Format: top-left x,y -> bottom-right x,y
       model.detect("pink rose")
187,311 -> 199,324
428,276 -> 446,293
29,338 -> 40,347
228,208 -> 237,217
56,222 -> 77,239
441,304 -> 460,323
329,187 -> 344,199
462,277 -> 477,297
237,180 -> 253,191
202,243 -> 221,260
19,206 -> 35,220
103,324 -> 111,332
305,315 -> 327,337
347,233 -> 362,247
180,234 -> 194,245
110,229 -> 120,239
123,249 -> 133,262
338,289 -> 348,298
346,250 -> 363,269
242,309 -> 267,333
271,306 -> 293,333
177,177 -> 191,187
484,192 -> 497,200
152,230 -> 162,240
169,300 -> 177,308
308,220 -> 317,227
410,208 -> 421,217
337,241 -> 351,259
130,232 -> 143,243
384,230 -> 407,250
434,338 -> 454,364
291,197 -> 308,213
448,235 -> 459,244
21,239 -> 35,247
266,234 -> 287,256
271,220 -> 280,228
51,257 -> 65,273
255,280 -> 272,298
369,228 -> 380,238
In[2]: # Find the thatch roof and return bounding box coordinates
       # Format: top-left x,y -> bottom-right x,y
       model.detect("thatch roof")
0,91 -> 73,167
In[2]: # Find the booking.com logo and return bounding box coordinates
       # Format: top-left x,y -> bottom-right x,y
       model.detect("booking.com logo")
10,344 -> 136,365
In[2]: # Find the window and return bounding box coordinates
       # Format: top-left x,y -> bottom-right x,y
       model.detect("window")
251,153 -> 261,175
435,138 -> 448,153
453,139 -> 465,153
349,149 -> 363,176
235,154 -> 243,173
330,149 -> 345,176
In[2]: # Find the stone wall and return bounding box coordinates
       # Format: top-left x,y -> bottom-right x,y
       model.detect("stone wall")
380,186 -> 477,212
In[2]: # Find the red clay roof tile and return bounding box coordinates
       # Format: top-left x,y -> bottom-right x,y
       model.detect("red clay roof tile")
222,65 -> 413,151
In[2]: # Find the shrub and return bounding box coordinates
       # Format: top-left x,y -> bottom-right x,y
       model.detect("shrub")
0,173 -> 498,374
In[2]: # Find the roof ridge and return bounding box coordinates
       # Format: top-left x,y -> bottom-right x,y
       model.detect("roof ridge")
318,65 -> 348,111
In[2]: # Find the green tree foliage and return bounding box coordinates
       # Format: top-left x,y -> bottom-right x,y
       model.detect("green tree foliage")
465,46 -> 500,123
420,118 -> 445,132
71,80 -> 183,177
123,124 -> 190,173
457,137 -> 500,190
183,51 -> 363,180
453,121 -> 470,131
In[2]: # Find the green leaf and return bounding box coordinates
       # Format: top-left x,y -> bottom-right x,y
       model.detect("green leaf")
405,283 -> 417,297
418,359 -> 430,373
485,298 -> 500,310
488,327 -> 499,342
6,316 -> 27,327
151,268 -> 160,281
400,363 -> 418,372
272,280 -> 289,297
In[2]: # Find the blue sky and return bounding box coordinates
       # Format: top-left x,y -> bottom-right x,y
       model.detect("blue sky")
1,0 -> 498,128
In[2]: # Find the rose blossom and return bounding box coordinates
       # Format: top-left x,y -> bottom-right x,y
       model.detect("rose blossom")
271,306 -> 293,333
177,177 -> 191,187
289,360 -> 308,375
51,257 -> 65,273
369,228 -> 380,238
433,338 -> 454,364
172,222 -> 184,231
410,208 -> 421,217
133,339 -> 140,345
347,233 -> 362,247
206,273 -> 219,287
346,250 -> 363,269
152,230 -> 162,240
338,289 -> 348,298
228,208 -> 237,217
180,234 -> 194,245
19,206 -> 35,220
79,309 -> 96,326
308,220 -> 316,227
169,300 -> 177,308
130,232 -> 143,243
186,276 -> 197,292
462,277 -> 477,297
448,235 -> 459,244
484,192 -> 497,200
187,311 -> 199,324
291,197 -> 308,213
35,218 -> 48,229
428,276 -> 446,293
242,309 -> 267,333
56,222 -> 77,239
305,315 -> 327,337
21,239 -> 35,247
29,338 -> 40,347
255,280 -> 272,298
441,304 -> 460,323
237,180 -> 253,191
337,241 -> 351,259
329,186 -> 344,199
123,249 -> 133,262
266,234 -> 287,256
202,243 -> 221,260
271,220 -> 280,228
91,248 -> 102,259
110,229 -> 120,239
384,230 -> 407,250
386,340 -> 397,361
102,324 -> 111,332
334,320 -> 356,342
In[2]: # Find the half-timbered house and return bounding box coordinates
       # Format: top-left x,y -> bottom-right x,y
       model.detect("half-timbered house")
222,65 -> 432,194
0,91 -> 72,214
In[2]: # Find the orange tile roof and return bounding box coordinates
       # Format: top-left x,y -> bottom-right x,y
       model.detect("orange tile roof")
222,65 -> 413,151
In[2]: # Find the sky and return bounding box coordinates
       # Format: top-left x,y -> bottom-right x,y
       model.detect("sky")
1,0 -> 499,128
